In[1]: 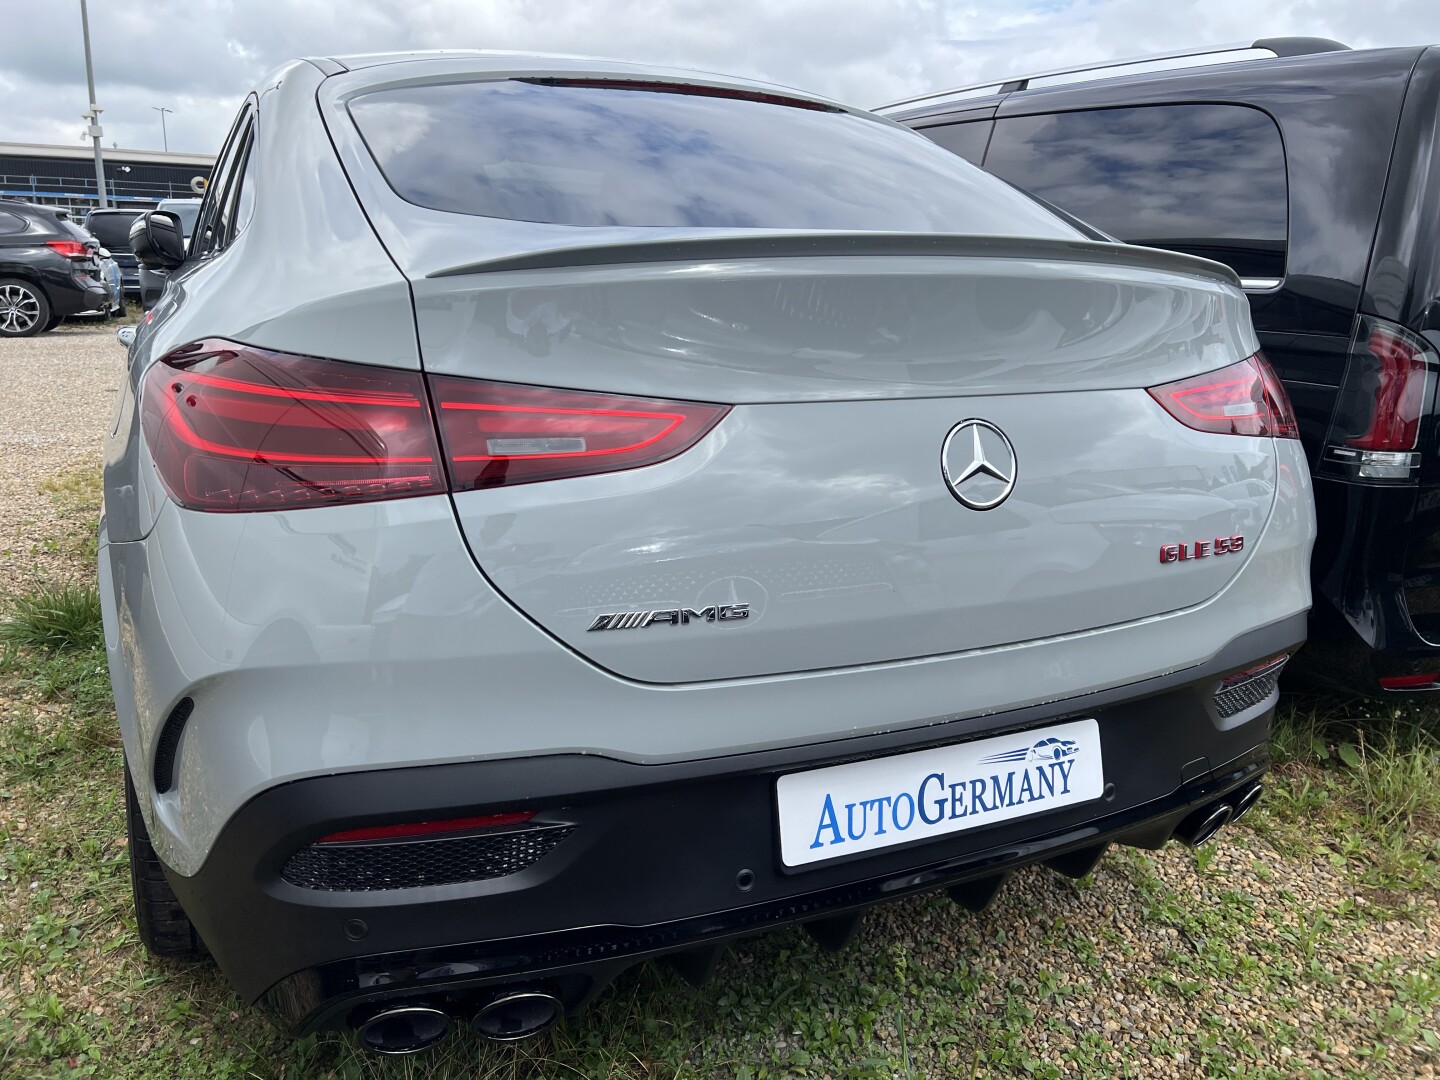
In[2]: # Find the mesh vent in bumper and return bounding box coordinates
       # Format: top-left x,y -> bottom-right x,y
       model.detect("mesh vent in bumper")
1213,658 -> 1286,719
281,826 -> 574,892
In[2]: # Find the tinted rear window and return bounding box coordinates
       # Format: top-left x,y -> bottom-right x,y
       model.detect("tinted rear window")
348,79 -> 1079,236
982,105 -> 1288,279
86,212 -> 140,249
917,120 -> 993,165
160,202 -> 200,236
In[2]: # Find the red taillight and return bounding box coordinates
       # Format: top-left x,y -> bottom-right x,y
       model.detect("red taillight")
46,240 -> 89,258
140,340 -> 731,511
316,812 -> 536,844
431,377 -> 729,489
1147,353 -> 1299,439
1347,327 -> 1428,451
140,340 -> 445,511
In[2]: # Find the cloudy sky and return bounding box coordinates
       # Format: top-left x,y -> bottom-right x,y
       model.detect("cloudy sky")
1,0 -> 1435,156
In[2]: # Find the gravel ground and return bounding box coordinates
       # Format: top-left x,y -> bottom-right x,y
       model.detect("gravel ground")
0,323 -> 124,589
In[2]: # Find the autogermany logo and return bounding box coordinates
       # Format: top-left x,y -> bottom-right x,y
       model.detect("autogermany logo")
942,419 -> 1017,510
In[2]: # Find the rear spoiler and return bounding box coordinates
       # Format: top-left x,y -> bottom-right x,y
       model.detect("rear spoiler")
427,232 -> 1242,288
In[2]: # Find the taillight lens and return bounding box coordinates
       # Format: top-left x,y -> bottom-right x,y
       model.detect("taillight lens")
140,340 -> 445,511
140,340 -> 730,511
431,377 -> 729,490
1346,326 -> 1427,451
1148,353 -> 1299,439
1321,316 -> 1437,481
46,240 -> 89,258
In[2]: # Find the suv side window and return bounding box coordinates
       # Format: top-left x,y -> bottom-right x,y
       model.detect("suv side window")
983,104 -> 1288,281
0,210 -> 24,235
916,120 -> 993,165
192,102 -> 255,258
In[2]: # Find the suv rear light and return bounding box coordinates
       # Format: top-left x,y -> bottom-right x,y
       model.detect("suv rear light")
430,377 -> 728,490
140,340 -> 730,511
1148,353 -> 1299,439
140,341 -> 445,511
1322,316 -> 1437,482
45,240 -> 89,258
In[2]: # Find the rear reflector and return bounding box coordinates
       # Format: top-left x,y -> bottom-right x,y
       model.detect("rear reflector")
1213,654 -> 1288,719
431,377 -> 729,489
316,811 -> 537,845
141,341 -> 444,511
1379,673 -> 1440,691
1148,353 -> 1299,439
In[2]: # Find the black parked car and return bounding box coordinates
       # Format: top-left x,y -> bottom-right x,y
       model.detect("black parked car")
82,208 -> 144,300
884,39 -> 1440,695
0,200 -> 111,337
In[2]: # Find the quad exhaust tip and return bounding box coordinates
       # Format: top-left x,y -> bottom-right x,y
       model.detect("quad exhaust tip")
473,990 -> 564,1042
1173,802 -> 1233,848
1231,781 -> 1264,823
354,1004 -> 452,1055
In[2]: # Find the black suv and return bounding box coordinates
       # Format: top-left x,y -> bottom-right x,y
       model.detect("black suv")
885,39 -> 1440,695
0,200 -> 111,337
82,208 -> 144,300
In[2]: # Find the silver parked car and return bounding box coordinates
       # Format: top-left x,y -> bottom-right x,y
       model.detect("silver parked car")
104,52 -> 1315,1054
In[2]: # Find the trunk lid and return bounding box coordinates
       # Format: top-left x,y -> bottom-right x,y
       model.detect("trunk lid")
415,239 -> 1274,683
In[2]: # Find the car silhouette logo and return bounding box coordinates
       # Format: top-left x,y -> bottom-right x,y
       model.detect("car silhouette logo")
979,736 -> 1082,766
941,419 -> 1017,510
1028,737 -> 1079,762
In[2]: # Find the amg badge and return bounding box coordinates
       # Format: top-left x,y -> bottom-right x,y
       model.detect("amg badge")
587,605 -> 750,631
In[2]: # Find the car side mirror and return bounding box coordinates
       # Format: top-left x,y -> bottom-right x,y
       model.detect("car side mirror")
116,325 -> 136,349
130,211 -> 186,271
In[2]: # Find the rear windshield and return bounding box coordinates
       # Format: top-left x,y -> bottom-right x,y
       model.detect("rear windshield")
85,212 -> 140,249
160,202 -> 200,236
348,79 -> 1080,236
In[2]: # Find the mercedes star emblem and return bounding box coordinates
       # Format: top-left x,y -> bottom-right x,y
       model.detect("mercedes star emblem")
941,419 -> 1018,510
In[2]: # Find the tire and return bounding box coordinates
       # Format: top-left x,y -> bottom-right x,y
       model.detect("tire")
0,278 -> 50,337
125,766 -> 206,959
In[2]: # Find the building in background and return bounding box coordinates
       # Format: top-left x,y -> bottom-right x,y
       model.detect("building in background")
0,141 -> 214,211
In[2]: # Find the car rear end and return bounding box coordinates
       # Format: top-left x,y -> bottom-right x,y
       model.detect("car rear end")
1301,44 -> 1440,691
83,209 -> 142,298
2,204 -> 110,325
101,57 -> 1314,1045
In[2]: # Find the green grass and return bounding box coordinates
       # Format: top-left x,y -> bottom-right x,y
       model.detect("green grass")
0,584 -> 104,653
1265,696 -> 1440,894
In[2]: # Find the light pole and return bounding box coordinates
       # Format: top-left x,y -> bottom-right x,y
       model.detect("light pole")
78,0 -> 108,208
151,106 -> 173,152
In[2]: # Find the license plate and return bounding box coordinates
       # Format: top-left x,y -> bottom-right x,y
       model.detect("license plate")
776,718 -> 1103,867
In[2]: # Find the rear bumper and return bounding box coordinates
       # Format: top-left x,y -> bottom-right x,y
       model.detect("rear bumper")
44,277 -> 110,320
161,613 -> 1302,1033
1304,476 -> 1440,689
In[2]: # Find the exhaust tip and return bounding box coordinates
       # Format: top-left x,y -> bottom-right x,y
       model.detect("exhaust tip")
1175,803 -> 1233,848
1231,782 -> 1264,823
354,1004 -> 451,1055
473,990 -> 563,1042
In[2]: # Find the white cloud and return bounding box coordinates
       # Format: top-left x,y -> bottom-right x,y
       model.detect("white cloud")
0,0 -> 1434,154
